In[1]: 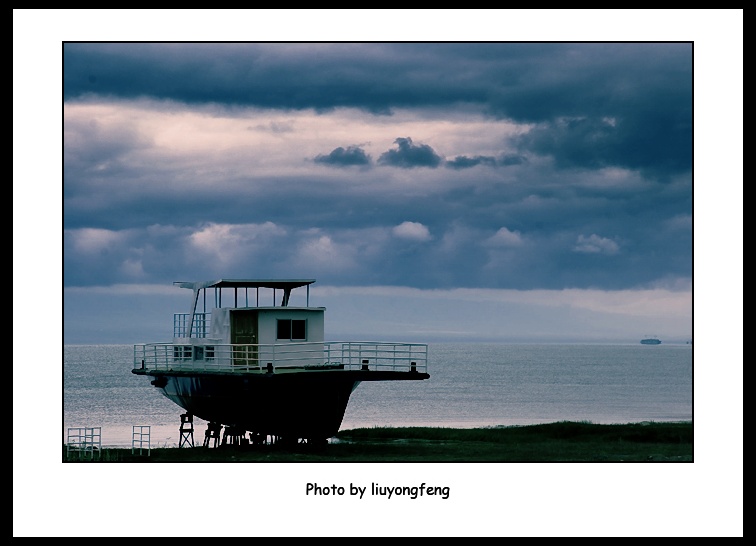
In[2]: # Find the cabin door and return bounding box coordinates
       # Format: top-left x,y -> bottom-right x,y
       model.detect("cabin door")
231,310 -> 258,366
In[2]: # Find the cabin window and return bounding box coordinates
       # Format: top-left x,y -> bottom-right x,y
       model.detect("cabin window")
277,319 -> 306,340
173,345 -> 192,360
192,346 -> 214,360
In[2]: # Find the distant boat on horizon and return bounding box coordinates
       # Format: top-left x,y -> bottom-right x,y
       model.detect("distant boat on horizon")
640,337 -> 662,345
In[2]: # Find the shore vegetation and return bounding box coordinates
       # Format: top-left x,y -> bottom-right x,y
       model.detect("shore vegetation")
63,421 -> 693,463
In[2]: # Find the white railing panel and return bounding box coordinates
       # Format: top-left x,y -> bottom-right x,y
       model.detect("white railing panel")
66,427 -> 102,460
173,313 -> 211,338
134,341 -> 427,374
132,425 -> 151,456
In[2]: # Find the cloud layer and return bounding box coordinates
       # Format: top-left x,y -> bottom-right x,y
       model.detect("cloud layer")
63,42 -> 692,295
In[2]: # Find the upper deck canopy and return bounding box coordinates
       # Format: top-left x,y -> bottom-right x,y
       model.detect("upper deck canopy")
174,279 -> 316,291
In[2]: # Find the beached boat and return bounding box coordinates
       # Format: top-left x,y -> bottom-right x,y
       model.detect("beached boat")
132,279 -> 429,445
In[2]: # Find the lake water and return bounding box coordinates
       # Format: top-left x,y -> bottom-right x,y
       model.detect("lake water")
63,342 -> 692,447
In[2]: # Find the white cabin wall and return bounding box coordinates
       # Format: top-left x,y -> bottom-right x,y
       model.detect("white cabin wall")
211,308 -> 231,344
209,307 -> 325,345
256,308 -> 325,345
307,311 -> 325,343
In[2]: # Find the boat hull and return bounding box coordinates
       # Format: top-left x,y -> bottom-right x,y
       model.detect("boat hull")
138,369 -> 429,441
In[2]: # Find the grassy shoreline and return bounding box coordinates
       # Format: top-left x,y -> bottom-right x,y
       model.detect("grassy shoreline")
64,420 -> 692,462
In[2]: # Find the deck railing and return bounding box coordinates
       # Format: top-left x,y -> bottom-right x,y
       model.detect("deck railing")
174,313 -> 211,338
134,341 -> 428,374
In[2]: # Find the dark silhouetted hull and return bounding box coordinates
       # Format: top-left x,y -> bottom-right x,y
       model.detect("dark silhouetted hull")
142,369 -> 429,441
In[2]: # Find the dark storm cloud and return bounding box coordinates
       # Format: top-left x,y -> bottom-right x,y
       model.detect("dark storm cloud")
313,145 -> 371,167
64,42 -> 691,178
315,144 -> 528,171
444,153 -> 528,169
497,154 -> 527,167
445,155 -> 497,169
377,137 -> 444,168
63,43 -> 472,114
515,114 -> 692,181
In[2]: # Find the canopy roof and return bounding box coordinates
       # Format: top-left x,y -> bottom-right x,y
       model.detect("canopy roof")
174,279 -> 316,291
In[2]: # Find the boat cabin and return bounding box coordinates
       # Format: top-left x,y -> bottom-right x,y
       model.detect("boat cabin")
135,278 -> 429,375
173,279 -> 325,368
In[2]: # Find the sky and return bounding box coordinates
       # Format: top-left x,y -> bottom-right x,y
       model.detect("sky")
58,40 -> 699,344
15,10 -> 743,538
